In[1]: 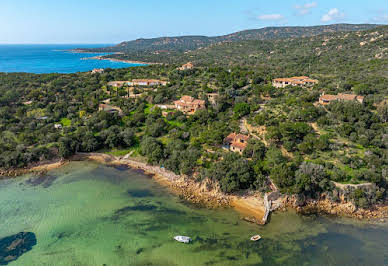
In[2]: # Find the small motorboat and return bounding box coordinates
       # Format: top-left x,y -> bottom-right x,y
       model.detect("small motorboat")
174,236 -> 192,244
250,235 -> 261,241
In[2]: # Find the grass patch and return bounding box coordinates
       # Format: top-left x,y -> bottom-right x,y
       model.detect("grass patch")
165,119 -> 184,127
144,104 -> 154,115
105,142 -> 142,157
60,118 -> 71,127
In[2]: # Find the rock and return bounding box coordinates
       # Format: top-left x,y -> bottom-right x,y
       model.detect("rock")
0,232 -> 36,265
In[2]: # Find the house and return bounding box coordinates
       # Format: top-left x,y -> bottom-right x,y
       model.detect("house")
318,93 -> 364,105
132,79 -> 167,86
98,104 -> 123,115
91,68 -> 104,74
223,133 -> 250,154
272,76 -> 318,88
54,124 -> 62,129
173,95 -> 206,115
107,81 -> 132,87
207,93 -> 219,105
178,62 -> 194,70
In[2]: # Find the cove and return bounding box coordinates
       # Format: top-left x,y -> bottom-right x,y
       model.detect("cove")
0,161 -> 388,265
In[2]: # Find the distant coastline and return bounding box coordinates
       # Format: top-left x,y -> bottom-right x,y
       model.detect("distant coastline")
70,49 -> 158,65
82,55 -> 156,65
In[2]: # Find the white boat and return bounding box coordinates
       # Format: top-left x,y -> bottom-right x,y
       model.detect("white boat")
174,236 -> 192,243
250,235 -> 261,241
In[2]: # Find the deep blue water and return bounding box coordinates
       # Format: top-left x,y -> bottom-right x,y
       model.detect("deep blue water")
0,44 -> 143,74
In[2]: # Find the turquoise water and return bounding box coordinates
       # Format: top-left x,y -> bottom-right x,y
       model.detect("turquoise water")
0,44 -> 142,73
1,161 -> 388,265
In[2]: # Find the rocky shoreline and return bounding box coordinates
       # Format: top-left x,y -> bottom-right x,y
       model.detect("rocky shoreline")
2,153 -> 388,224
0,160 -> 67,179
285,195 -> 388,222
82,55 -> 157,65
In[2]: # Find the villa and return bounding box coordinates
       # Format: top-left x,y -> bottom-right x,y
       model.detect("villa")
223,133 -> 250,154
173,95 -> 205,115
91,68 -> 104,74
178,62 -> 194,70
318,93 -> 364,105
272,76 -> 318,88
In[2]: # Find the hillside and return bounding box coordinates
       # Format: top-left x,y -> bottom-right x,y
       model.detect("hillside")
103,25 -> 388,94
79,24 -> 380,53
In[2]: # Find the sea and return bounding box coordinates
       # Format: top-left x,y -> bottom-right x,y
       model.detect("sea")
1,161 -> 388,265
0,44 -> 143,74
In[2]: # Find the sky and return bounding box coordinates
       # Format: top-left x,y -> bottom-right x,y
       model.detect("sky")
0,0 -> 387,44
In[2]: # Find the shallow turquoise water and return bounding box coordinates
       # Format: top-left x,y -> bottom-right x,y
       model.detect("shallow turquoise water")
0,44 -> 143,73
1,161 -> 388,265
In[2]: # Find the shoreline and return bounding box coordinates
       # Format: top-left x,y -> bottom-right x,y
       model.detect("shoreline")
1,153 -> 388,224
68,49 -> 159,65
83,55 -> 159,65
76,153 -> 266,223
0,159 -> 67,178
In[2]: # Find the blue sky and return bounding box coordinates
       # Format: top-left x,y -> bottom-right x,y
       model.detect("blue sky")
1,0 -> 387,44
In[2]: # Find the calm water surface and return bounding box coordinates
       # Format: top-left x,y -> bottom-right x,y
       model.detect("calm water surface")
0,161 -> 387,265
0,44 -> 143,73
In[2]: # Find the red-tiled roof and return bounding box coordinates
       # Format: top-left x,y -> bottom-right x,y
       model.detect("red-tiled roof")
231,141 -> 247,150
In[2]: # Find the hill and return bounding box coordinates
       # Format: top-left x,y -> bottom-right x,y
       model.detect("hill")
102,25 -> 388,94
78,24 -> 381,53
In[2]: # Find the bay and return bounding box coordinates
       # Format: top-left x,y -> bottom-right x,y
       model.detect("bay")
0,44 -> 142,74
0,161 -> 388,265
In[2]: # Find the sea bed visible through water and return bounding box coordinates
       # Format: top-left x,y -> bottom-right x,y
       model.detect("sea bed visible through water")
1,161 -> 388,265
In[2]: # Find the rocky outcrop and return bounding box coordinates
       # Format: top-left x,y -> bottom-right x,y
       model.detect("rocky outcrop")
285,195 -> 388,221
0,232 -> 37,265
0,160 -> 66,179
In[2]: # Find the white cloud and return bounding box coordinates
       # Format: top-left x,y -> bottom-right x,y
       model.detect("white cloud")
257,14 -> 285,21
294,2 -> 318,16
321,8 -> 345,22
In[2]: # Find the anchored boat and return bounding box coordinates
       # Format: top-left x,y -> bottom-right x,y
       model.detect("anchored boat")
250,235 -> 261,241
174,236 -> 192,243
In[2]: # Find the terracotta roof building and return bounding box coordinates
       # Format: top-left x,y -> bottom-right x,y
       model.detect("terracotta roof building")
132,79 -> 167,86
173,95 -> 205,115
272,76 -> 318,88
223,133 -> 250,154
178,62 -> 194,71
91,68 -> 104,74
318,93 -> 364,105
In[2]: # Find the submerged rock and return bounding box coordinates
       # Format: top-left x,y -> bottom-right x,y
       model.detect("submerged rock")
0,232 -> 36,265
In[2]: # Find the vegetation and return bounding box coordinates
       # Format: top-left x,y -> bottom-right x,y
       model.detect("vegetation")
0,25 -> 387,208
80,24 -> 380,54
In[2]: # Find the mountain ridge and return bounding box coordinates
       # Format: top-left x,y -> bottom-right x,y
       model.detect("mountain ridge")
79,24 -> 382,53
